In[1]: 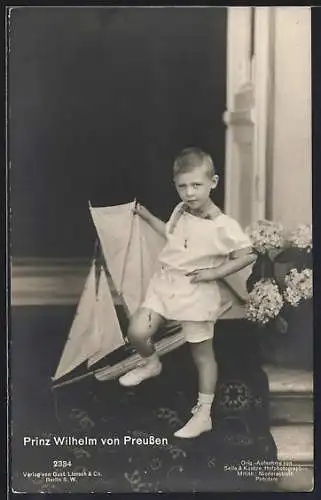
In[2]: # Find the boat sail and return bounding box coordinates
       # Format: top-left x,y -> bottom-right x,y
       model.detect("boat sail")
52,201 -> 251,389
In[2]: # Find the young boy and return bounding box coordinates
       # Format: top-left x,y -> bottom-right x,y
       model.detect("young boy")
119,147 -> 255,438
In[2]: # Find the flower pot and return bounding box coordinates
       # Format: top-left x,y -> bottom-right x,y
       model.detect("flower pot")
256,301 -> 313,370
274,247 -> 313,273
246,254 -> 274,293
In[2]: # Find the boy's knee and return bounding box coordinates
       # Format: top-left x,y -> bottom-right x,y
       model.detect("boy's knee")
127,323 -> 139,341
127,321 -> 147,342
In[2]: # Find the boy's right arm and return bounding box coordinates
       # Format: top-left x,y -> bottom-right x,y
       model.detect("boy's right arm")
134,203 -> 167,238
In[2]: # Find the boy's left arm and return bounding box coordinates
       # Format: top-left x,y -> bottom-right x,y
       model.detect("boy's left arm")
216,247 -> 256,279
187,247 -> 256,283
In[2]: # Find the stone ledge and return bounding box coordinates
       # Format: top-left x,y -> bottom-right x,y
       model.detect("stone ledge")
269,397 -> 313,425
11,261 -> 113,306
264,365 -> 313,394
277,466 -> 314,492
271,424 -> 313,463
10,261 -> 246,318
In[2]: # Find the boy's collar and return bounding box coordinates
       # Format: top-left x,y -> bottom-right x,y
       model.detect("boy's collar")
182,202 -> 222,220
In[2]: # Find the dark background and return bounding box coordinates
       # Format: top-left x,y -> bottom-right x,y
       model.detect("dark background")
9,7 -> 226,257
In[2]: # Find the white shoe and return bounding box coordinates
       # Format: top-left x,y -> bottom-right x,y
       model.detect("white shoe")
119,360 -> 162,387
174,403 -> 212,438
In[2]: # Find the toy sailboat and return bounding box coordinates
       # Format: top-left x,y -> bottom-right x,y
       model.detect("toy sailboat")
52,201 -> 251,389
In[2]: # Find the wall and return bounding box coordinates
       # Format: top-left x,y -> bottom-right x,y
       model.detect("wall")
269,7 -> 311,229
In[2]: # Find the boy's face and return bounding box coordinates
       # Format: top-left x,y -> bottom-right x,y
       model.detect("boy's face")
174,164 -> 218,212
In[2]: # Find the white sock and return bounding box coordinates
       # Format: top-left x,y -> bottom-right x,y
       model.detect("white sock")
195,393 -> 214,418
198,392 -> 214,405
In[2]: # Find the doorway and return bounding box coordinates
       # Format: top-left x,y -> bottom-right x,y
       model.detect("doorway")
9,7 -> 227,257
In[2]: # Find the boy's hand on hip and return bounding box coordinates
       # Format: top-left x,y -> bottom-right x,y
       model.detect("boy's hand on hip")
186,268 -> 218,283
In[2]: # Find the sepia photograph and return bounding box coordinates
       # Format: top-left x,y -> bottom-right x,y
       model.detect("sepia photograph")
8,6 -> 313,493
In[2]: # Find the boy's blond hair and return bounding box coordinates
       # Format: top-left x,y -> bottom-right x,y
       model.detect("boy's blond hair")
173,147 -> 216,178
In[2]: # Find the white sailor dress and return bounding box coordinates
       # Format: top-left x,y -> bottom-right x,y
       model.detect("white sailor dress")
142,202 -> 251,322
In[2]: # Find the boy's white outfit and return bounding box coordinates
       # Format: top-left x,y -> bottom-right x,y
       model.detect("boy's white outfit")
119,202 -> 251,438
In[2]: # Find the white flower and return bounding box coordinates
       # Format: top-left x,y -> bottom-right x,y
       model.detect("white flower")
283,268 -> 313,306
288,224 -> 312,252
245,279 -> 284,325
245,220 -> 286,254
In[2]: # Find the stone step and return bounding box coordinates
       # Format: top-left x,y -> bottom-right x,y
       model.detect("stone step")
264,365 -> 313,424
270,424 -> 314,491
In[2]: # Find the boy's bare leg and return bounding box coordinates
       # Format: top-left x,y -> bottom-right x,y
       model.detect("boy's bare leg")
174,339 -> 217,438
119,308 -> 165,386
126,308 -> 164,356
190,338 -> 218,394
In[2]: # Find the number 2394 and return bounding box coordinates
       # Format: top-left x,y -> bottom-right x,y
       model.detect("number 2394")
53,460 -> 72,468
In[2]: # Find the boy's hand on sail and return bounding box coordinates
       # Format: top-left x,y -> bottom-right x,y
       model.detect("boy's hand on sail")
133,202 -> 166,238
133,203 -> 152,222
186,268 -> 218,283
